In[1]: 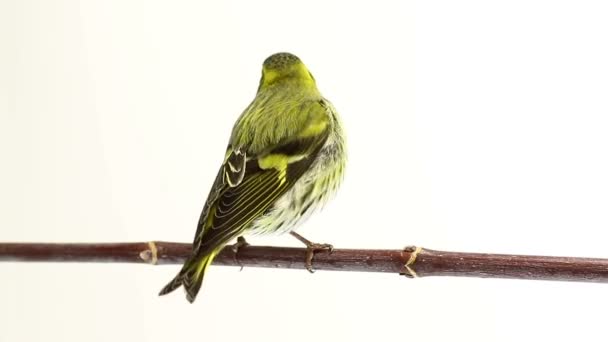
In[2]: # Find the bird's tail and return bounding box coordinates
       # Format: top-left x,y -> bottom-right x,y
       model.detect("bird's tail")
158,251 -> 218,303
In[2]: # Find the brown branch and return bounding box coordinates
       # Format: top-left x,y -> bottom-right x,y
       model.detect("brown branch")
1,242 -> 608,283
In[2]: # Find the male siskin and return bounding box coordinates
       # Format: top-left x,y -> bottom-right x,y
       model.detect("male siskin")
159,52 -> 346,303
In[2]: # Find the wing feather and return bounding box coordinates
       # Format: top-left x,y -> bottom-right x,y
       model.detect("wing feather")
190,103 -> 331,257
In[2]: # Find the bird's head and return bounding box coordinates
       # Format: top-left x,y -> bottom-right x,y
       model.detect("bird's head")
259,52 -> 316,89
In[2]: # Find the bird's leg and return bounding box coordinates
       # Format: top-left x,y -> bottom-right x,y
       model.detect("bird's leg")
230,236 -> 250,271
289,231 -> 333,273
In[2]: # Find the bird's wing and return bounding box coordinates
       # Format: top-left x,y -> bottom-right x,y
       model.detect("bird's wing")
190,118 -> 331,256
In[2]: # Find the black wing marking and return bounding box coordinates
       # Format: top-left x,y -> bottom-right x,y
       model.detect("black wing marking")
223,148 -> 246,187
190,130 -> 330,257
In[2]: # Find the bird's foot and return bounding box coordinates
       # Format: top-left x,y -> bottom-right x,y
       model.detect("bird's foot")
289,231 -> 333,273
231,236 -> 250,271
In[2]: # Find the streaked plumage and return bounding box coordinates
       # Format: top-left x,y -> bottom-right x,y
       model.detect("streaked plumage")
159,52 -> 346,303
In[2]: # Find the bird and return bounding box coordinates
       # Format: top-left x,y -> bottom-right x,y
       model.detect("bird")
159,52 -> 347,303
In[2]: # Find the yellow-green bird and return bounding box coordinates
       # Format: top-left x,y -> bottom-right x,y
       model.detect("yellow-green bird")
159,52 -> 346,303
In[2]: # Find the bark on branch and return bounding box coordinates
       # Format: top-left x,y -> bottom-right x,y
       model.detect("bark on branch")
1,242 -> 608,283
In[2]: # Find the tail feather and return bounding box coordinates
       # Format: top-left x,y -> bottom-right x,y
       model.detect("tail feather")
158,252 -> 218,303
158,269 -> 186,296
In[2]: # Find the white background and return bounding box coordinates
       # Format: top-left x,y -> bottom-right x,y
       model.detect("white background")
1,1 -> 608,341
